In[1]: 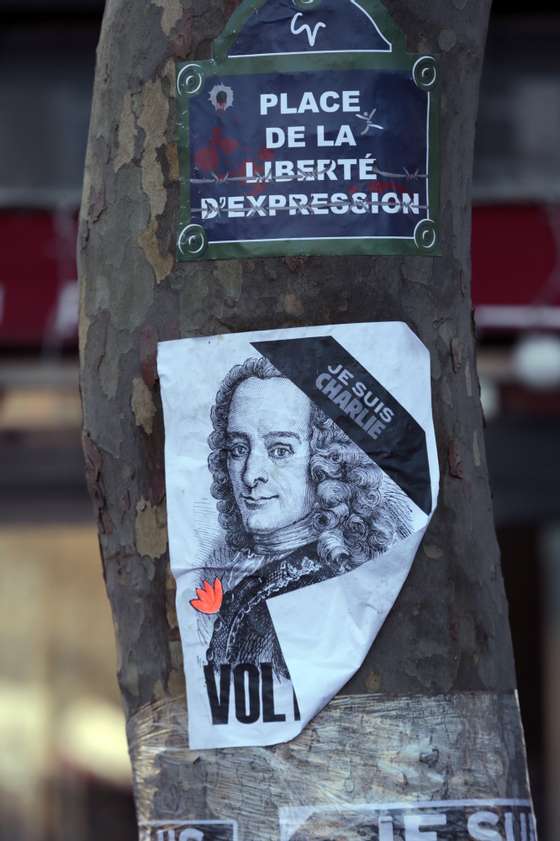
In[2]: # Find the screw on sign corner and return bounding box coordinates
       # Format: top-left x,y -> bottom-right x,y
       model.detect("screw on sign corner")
412,55 -> 438,91
177,224 -> 208,258
176,63 -> 204,97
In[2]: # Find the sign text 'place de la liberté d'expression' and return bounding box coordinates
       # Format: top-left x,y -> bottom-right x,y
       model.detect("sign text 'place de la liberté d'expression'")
176,0 -> 440,261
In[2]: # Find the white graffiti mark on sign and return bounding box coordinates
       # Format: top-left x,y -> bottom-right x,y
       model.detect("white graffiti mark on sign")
209,84 -> 234,112
290,13 -> 327,47
356,107 -> 384,135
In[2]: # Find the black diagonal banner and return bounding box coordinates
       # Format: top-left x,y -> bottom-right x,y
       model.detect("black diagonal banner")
252,336 -> 432,514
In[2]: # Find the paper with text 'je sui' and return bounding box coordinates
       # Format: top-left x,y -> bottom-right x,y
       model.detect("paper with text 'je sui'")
158,322 -> 439,749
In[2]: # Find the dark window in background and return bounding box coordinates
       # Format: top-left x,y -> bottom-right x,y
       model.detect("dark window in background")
0,24 -> 98,207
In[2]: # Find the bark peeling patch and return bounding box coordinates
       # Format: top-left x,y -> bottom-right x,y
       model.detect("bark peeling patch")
165,144 -> 180,183
465,361 -> 473,397
89,185 -> 106,223
448,440 -> 464,479
473,430 -> 481,468
83,432 -> 114,535
115,92 -> 138,171
400,258 -> 433,287
441,380 -> 454,409
284,255 -> 309,274
132,377 -> 157,434
135,499 -> 168,559
138,220 -> 174,283
450,337 -> 463,372
121,658 -> 140,698
153,0 -> 183,36
138,77 -> 170,221
99,326 -> 133,400
283,292 -> 305,317
78,278 -> 91,365
438,29 -> 457,52
365,672 -> 382,692
140,324 -> 159,388
216,261 -> 243,304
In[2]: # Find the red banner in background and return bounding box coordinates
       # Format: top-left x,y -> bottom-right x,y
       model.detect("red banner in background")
472,204 -> 560,330
0,210 -> 78,348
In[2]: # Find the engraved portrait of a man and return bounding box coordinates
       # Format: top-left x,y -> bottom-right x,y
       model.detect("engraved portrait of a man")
198,356 -> 412,679
226,374 -> 315,536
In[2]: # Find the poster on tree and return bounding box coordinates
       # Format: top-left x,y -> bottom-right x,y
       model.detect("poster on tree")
158,322 -> 439,749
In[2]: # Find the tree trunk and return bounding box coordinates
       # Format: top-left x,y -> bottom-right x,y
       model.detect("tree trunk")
79,0 -> 535,838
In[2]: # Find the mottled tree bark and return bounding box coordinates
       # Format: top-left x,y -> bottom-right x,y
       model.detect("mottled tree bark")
79,0 -> 529,836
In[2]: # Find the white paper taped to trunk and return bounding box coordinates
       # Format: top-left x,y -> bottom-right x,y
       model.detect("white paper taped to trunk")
157,322 -> 439,749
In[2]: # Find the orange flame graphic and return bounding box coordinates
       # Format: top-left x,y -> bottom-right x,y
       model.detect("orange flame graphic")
190,578 -> 223,614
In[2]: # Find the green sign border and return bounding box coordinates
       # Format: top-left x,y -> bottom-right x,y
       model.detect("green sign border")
177,0 -> 440,261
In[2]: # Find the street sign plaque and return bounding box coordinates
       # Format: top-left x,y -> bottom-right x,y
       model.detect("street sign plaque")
177,0 -> 440,261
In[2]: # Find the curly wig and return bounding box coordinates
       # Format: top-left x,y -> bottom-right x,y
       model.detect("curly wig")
208,356 -> 412,573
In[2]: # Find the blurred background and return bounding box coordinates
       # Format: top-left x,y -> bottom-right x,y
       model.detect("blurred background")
1,1 -> 559,839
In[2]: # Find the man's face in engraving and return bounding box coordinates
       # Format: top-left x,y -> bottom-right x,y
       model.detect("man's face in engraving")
226,377 -> 315,533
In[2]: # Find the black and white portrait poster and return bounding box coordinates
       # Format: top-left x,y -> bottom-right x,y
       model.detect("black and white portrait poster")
158,323 -> 439,749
